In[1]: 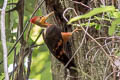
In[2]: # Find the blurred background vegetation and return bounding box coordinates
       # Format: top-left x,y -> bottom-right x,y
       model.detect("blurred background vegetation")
0,0 -> 52,80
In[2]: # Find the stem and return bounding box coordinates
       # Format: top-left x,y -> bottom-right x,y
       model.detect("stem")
0,0 -> 9,80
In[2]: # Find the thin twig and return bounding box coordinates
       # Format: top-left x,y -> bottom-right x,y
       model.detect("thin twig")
7,3 -> 17,5
26,50 -> 32,79
12,48 -> 17,80
63,8 -> 76,22
104,71 -> 120,80
103,60 -> 110,80
85,46 -> 98,60
91,49 -> 99,62
0,0 -> 9,80
100,0 -> 106,6
70,0 -> 92,10
91,37 -> 107,41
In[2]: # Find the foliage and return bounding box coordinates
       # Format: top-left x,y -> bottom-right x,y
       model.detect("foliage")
68,6 -> 120,36
109,18 -> 120,35
68,6 -> 115,24
0,73 -> 4,80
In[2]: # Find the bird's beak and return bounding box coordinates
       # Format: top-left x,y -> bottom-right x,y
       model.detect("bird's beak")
43,11 -> 54,21
39,11 -> 54,27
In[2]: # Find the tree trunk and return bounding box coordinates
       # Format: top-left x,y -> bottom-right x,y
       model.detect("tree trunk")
41,0 -> 118,80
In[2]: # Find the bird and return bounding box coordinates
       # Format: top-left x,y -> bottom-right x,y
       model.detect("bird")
30,12 -> 78,72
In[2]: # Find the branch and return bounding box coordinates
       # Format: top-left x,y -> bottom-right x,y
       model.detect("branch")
0,0 -> 9,80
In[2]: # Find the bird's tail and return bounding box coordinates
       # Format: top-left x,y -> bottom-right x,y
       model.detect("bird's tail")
66,60 -> 78,77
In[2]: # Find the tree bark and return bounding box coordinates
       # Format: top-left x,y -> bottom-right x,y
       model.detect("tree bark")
41,0 -> 118,80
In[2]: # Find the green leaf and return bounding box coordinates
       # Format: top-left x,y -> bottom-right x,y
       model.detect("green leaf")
113,12 -> 120,18
73,22 -> 101,30
80,22 -> 98,27
94,16 -> 111,22
68,6 -> 115,24
95,24 -> 101,30
0,0 -> 3,8
0,73 -> 4,80
109,18 -> 120,35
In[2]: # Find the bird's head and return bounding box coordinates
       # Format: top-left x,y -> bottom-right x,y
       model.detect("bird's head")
30,11 -> 54,28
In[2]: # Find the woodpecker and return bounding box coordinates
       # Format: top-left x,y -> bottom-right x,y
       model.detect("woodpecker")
30,12 -> 78,71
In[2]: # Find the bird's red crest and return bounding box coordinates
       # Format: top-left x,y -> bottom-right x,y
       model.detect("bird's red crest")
30,16 -> 38,23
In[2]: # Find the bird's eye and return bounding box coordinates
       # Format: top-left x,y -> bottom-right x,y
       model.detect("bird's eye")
40,16 -> 44,18
39,16 -> 42,19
